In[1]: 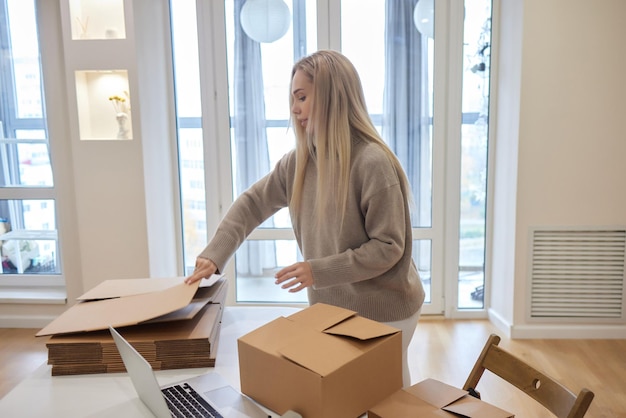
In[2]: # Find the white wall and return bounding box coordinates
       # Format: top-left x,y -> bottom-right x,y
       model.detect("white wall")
489,0 -> 626,338
0,0 -> 180,328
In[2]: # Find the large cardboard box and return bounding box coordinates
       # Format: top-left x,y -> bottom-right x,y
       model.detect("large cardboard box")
368,378 -> 514,417
237,303 -> 402,418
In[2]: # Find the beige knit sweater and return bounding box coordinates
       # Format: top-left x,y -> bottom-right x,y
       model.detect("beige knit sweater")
200,138 -> 425,322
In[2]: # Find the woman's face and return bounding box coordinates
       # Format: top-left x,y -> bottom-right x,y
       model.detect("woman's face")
291,69 -> 313,133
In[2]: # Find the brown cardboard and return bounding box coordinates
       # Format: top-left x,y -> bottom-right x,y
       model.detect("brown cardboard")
77,275 -> 223,300
368,378 -> 514,418
42,279 -> 227,376
36,275 -> 225,337
46,302 -> 224,375
237,303 -> 402,418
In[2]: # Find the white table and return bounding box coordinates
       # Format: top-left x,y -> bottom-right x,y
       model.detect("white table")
0,306 -> 301,417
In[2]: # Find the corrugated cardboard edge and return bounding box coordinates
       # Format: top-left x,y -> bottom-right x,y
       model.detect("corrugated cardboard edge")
36,280 -> 201,337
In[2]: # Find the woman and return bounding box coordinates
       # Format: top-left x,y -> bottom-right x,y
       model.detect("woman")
186,50 -> 425,387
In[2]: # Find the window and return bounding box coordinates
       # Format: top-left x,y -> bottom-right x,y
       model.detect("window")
170,0 -> 493,314
0,0 -> 60,283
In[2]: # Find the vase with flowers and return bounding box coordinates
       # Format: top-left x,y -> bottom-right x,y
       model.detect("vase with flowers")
109,92 -> 131,139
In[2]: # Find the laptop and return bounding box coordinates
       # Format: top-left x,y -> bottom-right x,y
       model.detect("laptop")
109,326 -> 270,418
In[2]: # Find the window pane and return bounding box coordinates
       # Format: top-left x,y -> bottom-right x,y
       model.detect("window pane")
169,1 -> 206,275
7,0 -> 43,119
177,128 -> 207,275
458,0 -> 492,309
0,1 -> 58,283
225,0 -> 305,205
0,199 -> 59,274
340,0 -> 385,114
1,1 -> 52,188
169,0 -> 201,119
235,239 -> 306,303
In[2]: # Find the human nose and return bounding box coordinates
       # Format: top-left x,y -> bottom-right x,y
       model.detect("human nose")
291,102 -> 299,115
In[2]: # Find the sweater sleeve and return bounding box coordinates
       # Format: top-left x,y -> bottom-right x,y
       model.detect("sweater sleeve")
198,152 -> 293,272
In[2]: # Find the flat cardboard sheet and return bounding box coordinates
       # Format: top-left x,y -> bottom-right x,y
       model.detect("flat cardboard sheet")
36,279 -> 203,336
77,275 -> 223,300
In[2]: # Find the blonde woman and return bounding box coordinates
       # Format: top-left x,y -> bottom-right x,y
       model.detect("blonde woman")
187,50 -> 425,387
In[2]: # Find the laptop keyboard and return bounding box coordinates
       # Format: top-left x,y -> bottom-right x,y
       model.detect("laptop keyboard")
162,383 -> 224,418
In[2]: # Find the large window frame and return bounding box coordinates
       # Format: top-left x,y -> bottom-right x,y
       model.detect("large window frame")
0,0 -> 63,292
172,0 -> 493,317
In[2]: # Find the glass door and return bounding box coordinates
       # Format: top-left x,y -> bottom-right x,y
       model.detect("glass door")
171,0 -> 492,315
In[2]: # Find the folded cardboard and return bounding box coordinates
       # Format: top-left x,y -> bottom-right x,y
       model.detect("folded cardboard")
238,302 -> 402,418
368,378 -> 514,418
43,276 -> 228,376
36,275 -> 224,337
47,302 -> 223,375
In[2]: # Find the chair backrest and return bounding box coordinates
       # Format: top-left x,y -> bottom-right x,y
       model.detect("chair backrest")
463,334 -> 594,418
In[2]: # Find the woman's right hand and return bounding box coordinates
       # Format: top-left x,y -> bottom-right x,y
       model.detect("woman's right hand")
184,257 -> 218,285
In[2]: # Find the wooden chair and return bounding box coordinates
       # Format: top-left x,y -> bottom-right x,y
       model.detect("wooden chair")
463,334 -> 594,418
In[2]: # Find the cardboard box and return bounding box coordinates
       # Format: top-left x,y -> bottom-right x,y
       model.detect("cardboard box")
368,378 -> 514,417
237,303 -> 402,418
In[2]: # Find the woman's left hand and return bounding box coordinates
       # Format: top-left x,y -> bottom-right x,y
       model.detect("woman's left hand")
275,261 -> 313,292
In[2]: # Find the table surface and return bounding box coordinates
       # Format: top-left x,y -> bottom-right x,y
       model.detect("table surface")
0,306 -> 301,418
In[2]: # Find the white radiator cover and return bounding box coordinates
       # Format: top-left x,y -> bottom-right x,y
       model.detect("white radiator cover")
529,227 -> 625,321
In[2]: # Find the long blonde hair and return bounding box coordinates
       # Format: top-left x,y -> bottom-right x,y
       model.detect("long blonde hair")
289,50 -> 411,226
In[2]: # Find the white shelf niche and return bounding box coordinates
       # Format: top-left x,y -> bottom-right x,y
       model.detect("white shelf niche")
75,70 -> 133,141
69,0 -> 126,40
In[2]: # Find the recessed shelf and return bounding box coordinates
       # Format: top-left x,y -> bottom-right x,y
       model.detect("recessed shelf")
69,0 -> 126,40
75,70 -> 133,141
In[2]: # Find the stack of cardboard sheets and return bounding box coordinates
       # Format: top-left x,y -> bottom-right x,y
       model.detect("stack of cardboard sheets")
37,275 -> 227,376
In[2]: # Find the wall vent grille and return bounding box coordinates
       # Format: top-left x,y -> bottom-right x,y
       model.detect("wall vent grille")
530,228 -> 625,319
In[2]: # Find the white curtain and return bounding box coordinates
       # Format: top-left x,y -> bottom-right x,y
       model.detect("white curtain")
233,0 -> 276,276
383,0 -> 431,228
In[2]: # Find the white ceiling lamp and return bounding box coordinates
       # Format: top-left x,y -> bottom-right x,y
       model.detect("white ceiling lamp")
413,0 -> 434,39
240,0 -> 291,43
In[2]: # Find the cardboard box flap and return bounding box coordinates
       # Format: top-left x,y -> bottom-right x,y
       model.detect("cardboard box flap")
143,276 -> 227,323
405,378 -> 468,409
369,389 -> 452,417
77,274 -> 223,301
324,315 -> 399,340
278,331 -> 364,376
36,280 -> 201,337
77,277 -> 184,300
443,394 -> 514,418
238,316 -> 313,354
287,303 -> 356,332
369,378 -> 515,418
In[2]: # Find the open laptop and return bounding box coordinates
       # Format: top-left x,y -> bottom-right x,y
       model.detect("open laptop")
109,326 -> 270,418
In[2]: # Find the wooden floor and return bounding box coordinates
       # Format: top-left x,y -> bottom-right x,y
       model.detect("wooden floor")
1,319 -> 625,417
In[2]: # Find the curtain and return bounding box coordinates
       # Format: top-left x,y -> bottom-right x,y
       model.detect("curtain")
382,0 -> 431,228
383,0 -> 432,271
233,0 -> 276,276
